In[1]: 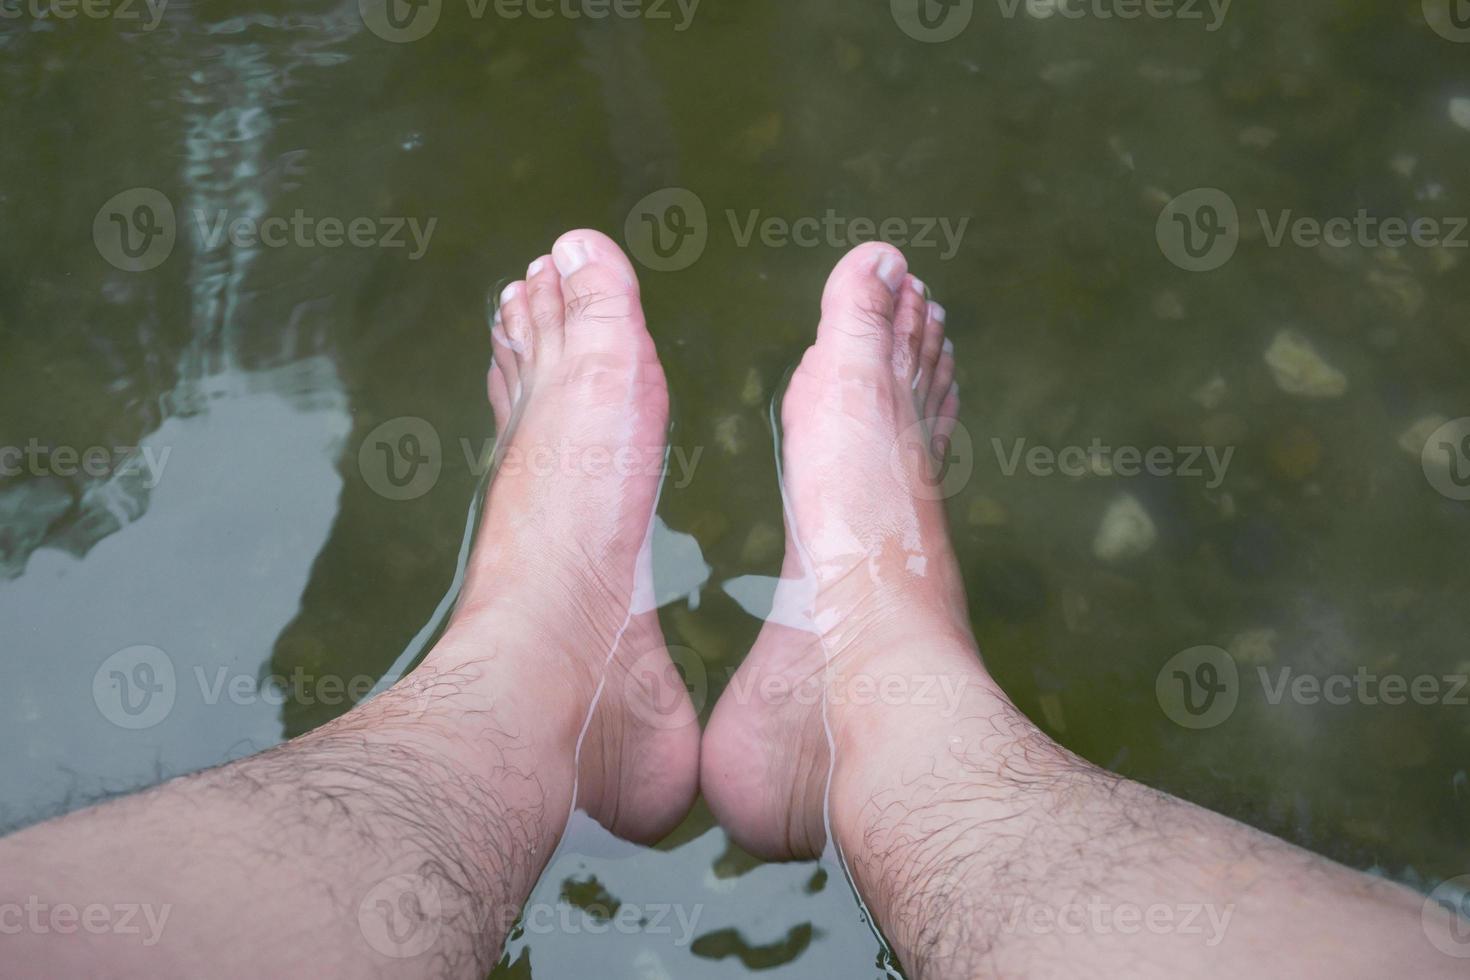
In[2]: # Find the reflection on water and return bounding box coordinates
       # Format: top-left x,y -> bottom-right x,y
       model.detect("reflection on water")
0,363 -> 350,826
3,0 -> 1470,977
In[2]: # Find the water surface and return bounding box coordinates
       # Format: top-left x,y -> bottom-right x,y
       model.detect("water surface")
3,1 -> 1470,976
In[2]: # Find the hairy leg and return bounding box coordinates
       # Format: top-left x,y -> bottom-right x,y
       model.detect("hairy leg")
703,242 -> 1462,979
1,230 -> 700,979
0,655 -> 577,978
835,673 -> 1459,979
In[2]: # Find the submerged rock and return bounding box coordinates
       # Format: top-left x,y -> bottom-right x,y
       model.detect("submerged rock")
1398,415 -> 1449,458
1092,493 -> 1157,563
967,495 -> 1009,528
713,414 -> 746,455
1268,425 -> 1324,483
1152,291 -> 1186,320
739,521 -> 782,565
1264,329 -> 1348,399
1192,375 -> 1229,411
739,367 -> 765,408
1451,97 -> 1470,132
1229,628 -> 1278,666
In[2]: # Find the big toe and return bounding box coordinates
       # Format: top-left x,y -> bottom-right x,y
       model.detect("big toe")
815,241 -> 908,366
551,229 -> 649,357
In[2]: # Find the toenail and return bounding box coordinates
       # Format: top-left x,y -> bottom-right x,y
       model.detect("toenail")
553,240 -> 589,277
943,337 -> 955,354
909,275 -> 926,298
528,257 -> 546,277
876,252 -> 905,293
500,281 -> 522,306
929,301 -> 947,323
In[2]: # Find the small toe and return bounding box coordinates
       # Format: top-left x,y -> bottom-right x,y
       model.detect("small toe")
525,254 -> 567,359
891,274 -> 928,383
488,361 -> 511,432
927,340 -> 956,422
914,301 -> 946,405
499,280 -> 534,372
934,383 -> 961,449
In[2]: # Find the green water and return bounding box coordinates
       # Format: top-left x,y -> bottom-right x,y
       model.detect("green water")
3,1 -> 1470,976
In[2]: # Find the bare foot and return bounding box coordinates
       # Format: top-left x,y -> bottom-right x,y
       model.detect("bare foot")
429,229 -> 699,844
702,242 -> 995,859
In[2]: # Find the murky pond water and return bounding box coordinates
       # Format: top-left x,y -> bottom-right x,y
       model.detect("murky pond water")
4,0 -> 1470,976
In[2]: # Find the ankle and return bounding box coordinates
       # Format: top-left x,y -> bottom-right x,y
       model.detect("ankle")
419,611 -> 603,748
829,703 -> 1088,980
824,627 -> 993,741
